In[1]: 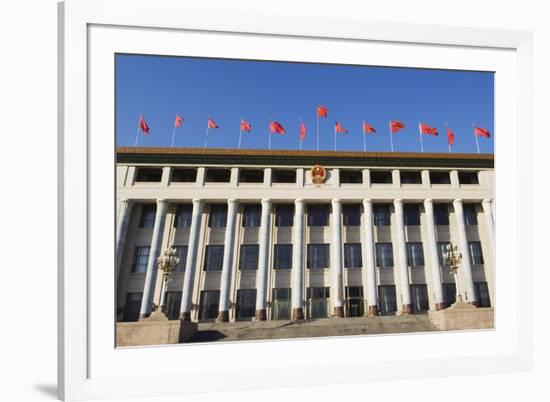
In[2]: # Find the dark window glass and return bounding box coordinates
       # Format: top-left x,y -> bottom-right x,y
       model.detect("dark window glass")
275,204 -> 294,227
135,167 -> 162,182
242,204 -> 261,228
239,169 -> 264,183
370,170 -> 393,184
434,203 -> 449,225
307,287 -> 330,299
474,282 -> 491,307
406,242 -> 425,266
373,204 -> 391,226
139,204 -> 156,228
307,287 -> 330,319
164,291 -> 182,320
274,244 -> 292,270
468,241 -> 484,265
131,247 -> 150,273
208,204 -> 227,228
400,171 -> 422,184
442,283 -> 457,307
174,246 -> 188,272
458,171 -> 479,185
174,204 -> 192,228
307,244 -> 330,269
411,284 -> 429,312
378,286 -> 397,315
307,205 -> 329,227
171,168 -> 196,183
375,243 -> 394,268
123,292 -> 143,322
437,241 -> 451,266
340,170 -> 363,184
236,289 -> 257,319
404,204 -> 420,225
463,204 -> 478,225
198,290 -> 220,321
345,286 -> 364,317
204,245 -> 224,271
205,168 -> 231,182
344,243 -> 362,268
343,204 -> 361,226
272,169 -> 296,183
239,245 -> 259,271
271,288 -> 291,320
429,171 -> 451,184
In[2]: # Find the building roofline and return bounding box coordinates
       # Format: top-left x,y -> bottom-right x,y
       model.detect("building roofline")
116,147 -> 494,169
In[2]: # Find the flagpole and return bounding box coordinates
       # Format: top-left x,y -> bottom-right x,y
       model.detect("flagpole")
204,117 -> 210,148
239,116 -> 243,149
299,118 -> 303,151
171,126 -> 176,147
134,114 -> 142,147
389,120 -> 394,152
418,122 -> 424,153
316,113 -> 320,151
473,123 -> 480,154
334,124 -> 337,151
362,121 -> 366,152
446,122 -> 451,153
268,118 -> 272,150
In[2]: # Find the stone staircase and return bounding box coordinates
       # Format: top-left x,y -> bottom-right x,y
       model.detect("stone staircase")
188,315 -> 438,343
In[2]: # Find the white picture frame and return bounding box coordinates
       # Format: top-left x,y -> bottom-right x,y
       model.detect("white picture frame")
58,0 -> 533,400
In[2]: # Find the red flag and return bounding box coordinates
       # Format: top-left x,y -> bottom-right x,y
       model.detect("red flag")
316,105 -> 328,118
419,123 -> 439,136
299,121 -> 307,140
334,122 -> 348,133
474,126 -> 491,138
446,127 -> 455,145
269,121 -> 286,135
390,120 -> 405,133
363,121 -> 376,134
139,116 -> 150,134
207,117 -> 219,129
174,115 -> 183,128
240,119 -> 252,132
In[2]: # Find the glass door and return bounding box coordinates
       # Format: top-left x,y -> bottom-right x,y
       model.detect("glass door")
198,290 -> 220,321
307,287 -> 330,319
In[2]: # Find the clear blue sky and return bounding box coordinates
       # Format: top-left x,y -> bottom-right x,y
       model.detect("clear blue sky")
116,54 -> 494,154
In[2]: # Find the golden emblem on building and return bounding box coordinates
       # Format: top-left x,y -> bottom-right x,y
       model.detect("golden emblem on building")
311,165 -> 327,184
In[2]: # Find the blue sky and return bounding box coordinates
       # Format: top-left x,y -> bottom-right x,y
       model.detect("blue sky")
116,54 -> 494,154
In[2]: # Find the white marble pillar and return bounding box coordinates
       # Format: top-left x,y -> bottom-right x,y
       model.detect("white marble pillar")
179,199 -> 203,321
139,199 -> 169,319
115,199 -> 133,280
452,199 -> 477,304
217,199 -> 239,322
423,199 -> 445,310
291,199 -> 305,320
362,199 -> 378,316
330,199 -> 345,317
393,199 -> 413,313
255,199 -> 272,320
482,199 -> 495,252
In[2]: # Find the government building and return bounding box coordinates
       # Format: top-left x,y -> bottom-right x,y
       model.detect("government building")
115,147 -> 494,326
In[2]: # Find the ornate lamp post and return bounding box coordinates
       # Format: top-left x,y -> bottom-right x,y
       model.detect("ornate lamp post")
155,245 -> 180,317
443,242 -> 463,304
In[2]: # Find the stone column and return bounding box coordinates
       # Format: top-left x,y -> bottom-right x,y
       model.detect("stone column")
255,199 -> 272,320
362,199 -> 378,316
291,199 -> 305,320
139,199 -> 169,319
179,199 -> 204,321
423,199 -> 445,310
115,199 -> 133,280
331,199 -> 344,317
482,199 -> 495,251
452,199 -> 477,305
393,199 -> 413,314
217,199 -> 239,322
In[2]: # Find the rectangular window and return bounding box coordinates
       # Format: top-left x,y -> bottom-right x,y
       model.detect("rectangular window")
135,167 -> 162,182
468,241 -> 484,265
198,290 -> 220,321
404,204 -> 420,225
434,203 -> 449,225
429,171 -> 451,184
272,169 -> 296,183
378,285 -> 397,315
307,244 -> 330,269
463,204 -> 478,225
406,242 -> 425,267
370,170 -> 392,184
205,168 -> 231,182
411,284 -> 429,312
164,291 -> 182,320
171,168 -> 196,183
139,204 -> 156,228
239,169 -> 264,183
373,204 -> 391,226
474,282 -> 491,307
307,205 -> 330,227
375,243 -> 394,268
307,287 -> 330,319
239,245 -> 259,271
174,204 -> 193,228
174,246 -> 188,272
131,246 -> 150,273
458,171 -> 479,185
236,289 -> 257,319
274,244 -> 292,270
271,288 -> 291,320
400,170 -> 422,184
343,204 -> 361,226
442,283 -> 457,307
340,170 -> 363,184
345,286 -> 364,317
242,204 -> 261,228
208,204 -> 227,228
275,204 -> 294,227
123,292 -> 143,322
204,245 -> 224,271
344,243 -> 362,268
437,241 -> 451,266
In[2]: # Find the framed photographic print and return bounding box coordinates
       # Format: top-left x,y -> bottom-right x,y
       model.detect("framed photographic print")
58,0 -> 533,400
